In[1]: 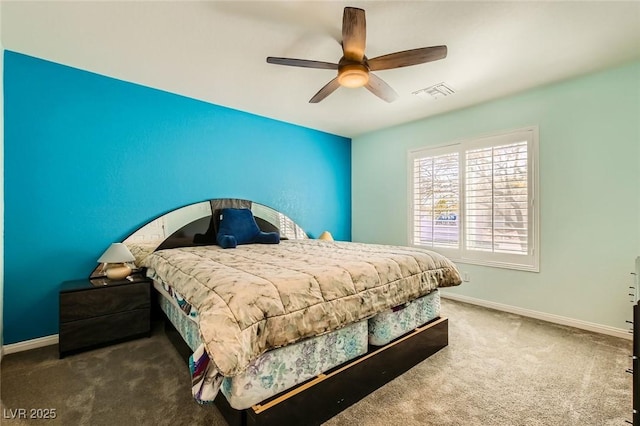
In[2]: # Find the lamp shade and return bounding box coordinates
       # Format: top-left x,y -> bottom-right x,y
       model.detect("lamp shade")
97,243 -> 135,264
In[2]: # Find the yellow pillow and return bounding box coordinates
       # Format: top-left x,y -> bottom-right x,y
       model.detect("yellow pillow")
318,231 -> 334,241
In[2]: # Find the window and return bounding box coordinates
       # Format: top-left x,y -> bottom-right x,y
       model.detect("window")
409,127 -> 539,271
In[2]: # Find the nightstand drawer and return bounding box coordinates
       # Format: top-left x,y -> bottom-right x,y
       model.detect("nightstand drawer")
59,308 -> 150,355
60,281 -> 150,322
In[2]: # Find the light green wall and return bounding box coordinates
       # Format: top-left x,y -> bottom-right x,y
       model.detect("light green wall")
353,60 -> 640,330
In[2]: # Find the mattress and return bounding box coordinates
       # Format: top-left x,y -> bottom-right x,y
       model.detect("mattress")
139,239 -> 461,377
368,289 -> 441,346
221,320 -> 367,409
156,284 -> 368,409
158,285 -> 201,352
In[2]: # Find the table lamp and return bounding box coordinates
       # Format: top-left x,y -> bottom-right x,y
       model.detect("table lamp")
97,243 -> 136,280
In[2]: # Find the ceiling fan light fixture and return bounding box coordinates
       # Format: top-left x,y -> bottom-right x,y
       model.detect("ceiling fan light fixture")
338,64 -> 369,88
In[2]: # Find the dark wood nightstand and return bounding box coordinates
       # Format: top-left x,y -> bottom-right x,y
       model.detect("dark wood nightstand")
59,275 -> 151,358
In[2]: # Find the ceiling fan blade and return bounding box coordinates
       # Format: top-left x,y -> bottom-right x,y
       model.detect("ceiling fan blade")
367,46 -> 447,71
365,73 -> 399,103
267,57 -> 339,70
267,56 -> 338,70
309,77 -> 341,103
342,7 -> 366,61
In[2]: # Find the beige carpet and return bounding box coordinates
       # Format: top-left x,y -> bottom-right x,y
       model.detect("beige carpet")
1,299 -> 633,425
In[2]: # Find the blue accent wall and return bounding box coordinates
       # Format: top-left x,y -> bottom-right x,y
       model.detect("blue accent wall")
3,51 -> 351,344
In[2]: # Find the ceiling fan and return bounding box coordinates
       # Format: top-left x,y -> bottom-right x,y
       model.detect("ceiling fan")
266,7 -> 447,103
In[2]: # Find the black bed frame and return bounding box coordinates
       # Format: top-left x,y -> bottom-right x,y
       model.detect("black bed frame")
161,299 -> 448,426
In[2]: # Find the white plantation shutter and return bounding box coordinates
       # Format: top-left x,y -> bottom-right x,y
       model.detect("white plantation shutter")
412,152 -> 459,248
465,141 -> 528,254
409,127 -> 538,271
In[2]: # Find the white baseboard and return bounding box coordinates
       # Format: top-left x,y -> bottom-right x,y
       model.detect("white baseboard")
440,292 -> 632,340
2,334 -> 58,355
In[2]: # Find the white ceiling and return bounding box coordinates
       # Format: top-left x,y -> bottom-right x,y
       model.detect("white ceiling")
2,1 -> 640,138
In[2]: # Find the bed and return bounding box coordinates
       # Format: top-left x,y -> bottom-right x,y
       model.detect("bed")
96,198 -> 461,425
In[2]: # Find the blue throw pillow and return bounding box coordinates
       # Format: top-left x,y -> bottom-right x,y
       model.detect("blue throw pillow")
216,208 -> 280,249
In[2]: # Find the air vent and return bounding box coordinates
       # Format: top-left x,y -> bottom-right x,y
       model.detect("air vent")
412,82 -> 455,100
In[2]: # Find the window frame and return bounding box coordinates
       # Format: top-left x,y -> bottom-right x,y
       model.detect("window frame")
407,126 -> 540,272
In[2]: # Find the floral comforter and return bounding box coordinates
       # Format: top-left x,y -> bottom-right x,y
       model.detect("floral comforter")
139,239 -> 461,376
